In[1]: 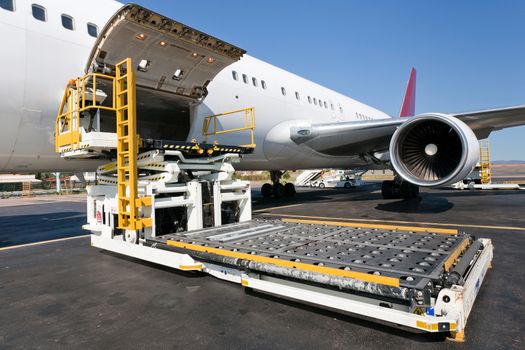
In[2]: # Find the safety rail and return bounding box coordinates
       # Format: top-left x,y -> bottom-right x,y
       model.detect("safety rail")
55,73 -> 116,152
202,107 -> 256,148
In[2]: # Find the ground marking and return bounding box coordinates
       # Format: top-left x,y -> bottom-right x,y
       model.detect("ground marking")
253,203 -> 303,213
263,213 -> 525,232
0,234 -> 89,251
45,214 -> 87,221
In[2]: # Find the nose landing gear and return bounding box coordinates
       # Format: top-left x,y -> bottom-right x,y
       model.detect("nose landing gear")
261,170 -> 296,198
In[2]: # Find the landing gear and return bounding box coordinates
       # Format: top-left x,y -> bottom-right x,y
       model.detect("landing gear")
261,183 -> 273,198
284,183 -> 296,197
381,178 -> 419,199
261,171 -> 296,198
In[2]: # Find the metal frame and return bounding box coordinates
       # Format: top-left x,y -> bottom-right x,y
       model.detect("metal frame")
88,219 -> 493,340
202,107 -> 256,148
55,72 -> 115,152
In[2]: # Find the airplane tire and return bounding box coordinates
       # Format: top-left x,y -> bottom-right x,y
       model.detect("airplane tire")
381,180 -> 395,199
261,183 -> 273,198
273,183 -> 285,198
284,183 -> 296,197
400,181 -> 419,199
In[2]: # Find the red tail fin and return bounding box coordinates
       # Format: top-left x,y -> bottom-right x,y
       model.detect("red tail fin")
399,67 -> 416,118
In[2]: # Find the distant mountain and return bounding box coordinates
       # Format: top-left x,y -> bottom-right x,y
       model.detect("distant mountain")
492,160 -> 525,165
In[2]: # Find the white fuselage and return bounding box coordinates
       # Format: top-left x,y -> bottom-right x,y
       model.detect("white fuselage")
0,0 -> 392,172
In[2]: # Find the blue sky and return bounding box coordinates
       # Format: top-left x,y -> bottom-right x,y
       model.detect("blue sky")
134,0 -> 525,160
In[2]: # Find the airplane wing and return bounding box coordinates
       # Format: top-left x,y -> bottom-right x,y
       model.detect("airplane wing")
292,105 -> 525,156
452,105 -> 525,138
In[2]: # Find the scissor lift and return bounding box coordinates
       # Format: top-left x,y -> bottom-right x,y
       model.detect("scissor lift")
55,58 -> 493,341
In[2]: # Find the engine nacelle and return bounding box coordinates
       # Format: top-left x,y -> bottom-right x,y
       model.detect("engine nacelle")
389,113 -> 480,187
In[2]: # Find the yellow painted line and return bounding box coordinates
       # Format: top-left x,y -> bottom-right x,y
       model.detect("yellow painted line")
443,239 -> 470,272
0,234 -> 89,251
263,213 -> 525,232
282,218 -> 458,235
178,264 -> 203,271
253,203 -> 303,213
166,240 -> 400,287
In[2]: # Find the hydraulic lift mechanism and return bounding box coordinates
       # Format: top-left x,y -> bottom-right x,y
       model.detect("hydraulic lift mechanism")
55,57 -> 493,342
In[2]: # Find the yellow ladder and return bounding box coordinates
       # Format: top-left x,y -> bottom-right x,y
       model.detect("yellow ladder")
479,139 -> 491,185
115,58 -> 151,231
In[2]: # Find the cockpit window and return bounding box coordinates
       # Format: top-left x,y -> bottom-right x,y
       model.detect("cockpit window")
87,23 -> 98,38
61,14 -> 74,30
31,4 -> 46,22
0,0 -> 15,11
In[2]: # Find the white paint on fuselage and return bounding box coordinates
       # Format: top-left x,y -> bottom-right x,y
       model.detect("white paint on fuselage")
0,0 -> 392,173
0,0 -> 121,172
189,55 -> 392,170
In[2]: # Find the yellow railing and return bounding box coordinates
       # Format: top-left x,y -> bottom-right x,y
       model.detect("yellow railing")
55,73 -> 116,152
202,107 -> 256,148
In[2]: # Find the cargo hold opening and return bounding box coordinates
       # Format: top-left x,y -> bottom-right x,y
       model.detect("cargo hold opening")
95,85 -> 191,141
135,87 -> 190,141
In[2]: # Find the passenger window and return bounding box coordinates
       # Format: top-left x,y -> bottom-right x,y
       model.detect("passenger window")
281,87 -> 286,96
31,4 -> 46,22
87,23 -> 98,38
242,74 -> 248,84
232,71 -> 238,81
324,101 -> 328,109
261,80 -> 267,89
313,98 -> 317,106
308,96 -> 312,104
252,77 -> 258,87
340,106 -> 344,114
0,0 -> 15,11
295,92 -> 300,100
61,14 -> 74,30
330,103 -> 334,110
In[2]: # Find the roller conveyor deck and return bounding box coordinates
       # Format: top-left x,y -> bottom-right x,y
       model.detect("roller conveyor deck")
148,219 -> 471,293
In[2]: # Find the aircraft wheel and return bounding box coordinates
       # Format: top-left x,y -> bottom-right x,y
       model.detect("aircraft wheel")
400,181 -> 419,199
284,183 -> 296,197
381,180 -> 395,199
273,183 -> 285,198
261,183 -> 273,198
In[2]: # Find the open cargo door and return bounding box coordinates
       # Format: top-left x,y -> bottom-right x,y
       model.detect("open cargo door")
83,4 -> 246,141
86,4 -> 245,101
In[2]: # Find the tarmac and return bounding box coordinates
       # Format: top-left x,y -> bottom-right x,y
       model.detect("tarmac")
1,185 -> 524,349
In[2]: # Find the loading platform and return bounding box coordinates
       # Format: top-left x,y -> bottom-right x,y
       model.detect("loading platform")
90,216 -> 492,341
55,57 -> 493,341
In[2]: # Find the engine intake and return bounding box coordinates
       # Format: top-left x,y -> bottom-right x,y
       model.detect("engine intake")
389,114 -> 480,187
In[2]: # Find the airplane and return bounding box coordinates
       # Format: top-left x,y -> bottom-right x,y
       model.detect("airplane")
1,0 -> 524,200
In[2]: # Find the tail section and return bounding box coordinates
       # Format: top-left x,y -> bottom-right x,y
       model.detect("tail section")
399,67 -> 416,118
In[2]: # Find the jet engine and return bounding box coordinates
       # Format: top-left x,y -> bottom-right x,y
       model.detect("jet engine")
389,114 -> 480,187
